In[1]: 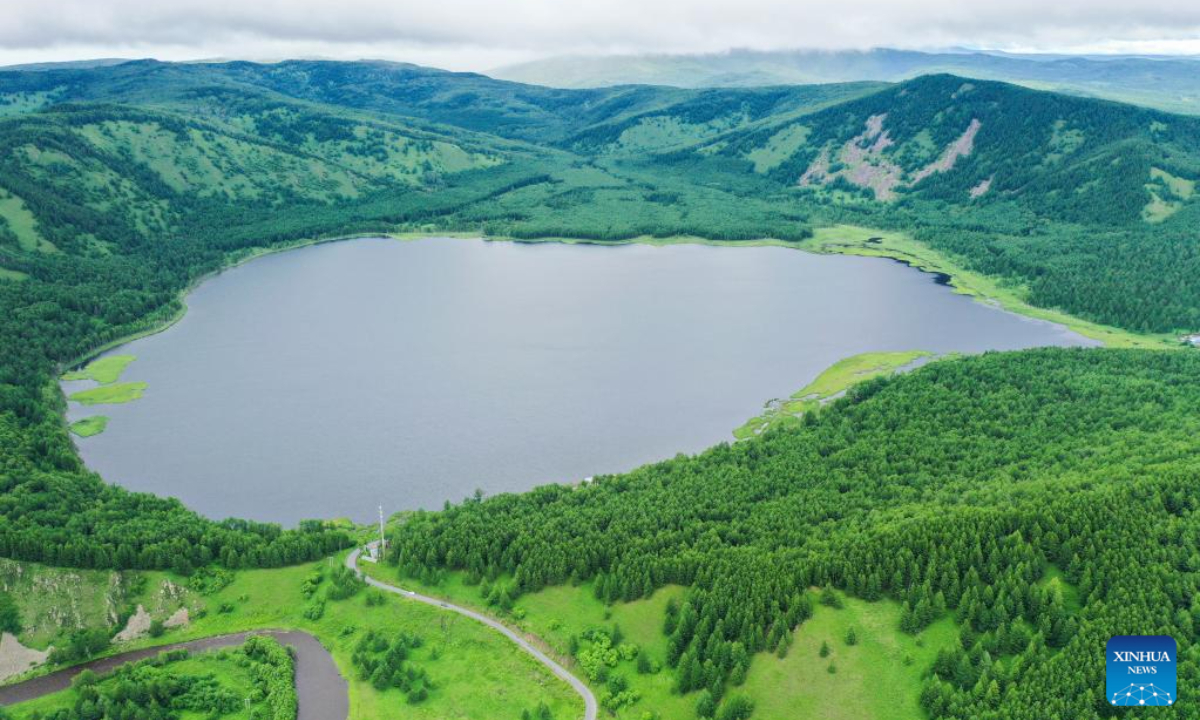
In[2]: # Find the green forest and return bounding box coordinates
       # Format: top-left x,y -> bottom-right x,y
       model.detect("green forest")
390,348 -> 1200,719
0,58 -> 1198,719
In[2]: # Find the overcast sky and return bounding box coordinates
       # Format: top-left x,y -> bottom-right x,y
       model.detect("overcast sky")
3,0 -> 1200,70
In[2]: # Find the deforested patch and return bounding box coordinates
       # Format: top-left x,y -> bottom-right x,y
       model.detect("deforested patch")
799,115 -> 981,201
911,119 -> 982,184
970,176 -> 994,198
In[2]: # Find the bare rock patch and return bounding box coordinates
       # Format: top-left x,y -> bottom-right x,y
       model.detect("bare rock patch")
114,604 -> 152,643
0,632 -> 49,682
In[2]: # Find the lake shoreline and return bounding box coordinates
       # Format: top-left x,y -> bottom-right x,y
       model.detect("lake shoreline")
61,232 -> 1108,526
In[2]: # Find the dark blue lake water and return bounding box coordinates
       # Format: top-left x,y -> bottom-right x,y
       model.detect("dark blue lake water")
63,237 -> 1096,524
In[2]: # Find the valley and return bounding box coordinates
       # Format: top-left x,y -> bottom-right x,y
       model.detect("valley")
0,55 -> 1198,720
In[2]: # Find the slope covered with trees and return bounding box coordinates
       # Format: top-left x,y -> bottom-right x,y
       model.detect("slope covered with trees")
390,348 -> 1200,719
2,61 -> 1199,333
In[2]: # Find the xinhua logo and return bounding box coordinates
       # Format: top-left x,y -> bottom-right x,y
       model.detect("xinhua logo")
1107,636 -> 1177,707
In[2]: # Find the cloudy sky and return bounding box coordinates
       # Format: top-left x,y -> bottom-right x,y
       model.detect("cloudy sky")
3,0 -> 1200,70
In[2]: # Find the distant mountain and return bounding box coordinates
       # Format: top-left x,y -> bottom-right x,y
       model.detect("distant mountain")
1,59 -> 1198,331
492,48 -> 1200,115
0,58 -> 133,72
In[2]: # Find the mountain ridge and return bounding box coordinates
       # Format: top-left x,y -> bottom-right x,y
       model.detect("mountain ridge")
492,47 -> 1200,116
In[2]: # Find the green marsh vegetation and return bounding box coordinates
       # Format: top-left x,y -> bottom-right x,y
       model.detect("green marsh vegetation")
61,355 -> 135,384
60,356 -> 137,435
68,415 -> 108,437
67,381 -> 147,406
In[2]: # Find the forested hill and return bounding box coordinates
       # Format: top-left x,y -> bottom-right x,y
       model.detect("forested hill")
0,58 -> 886,143
2,61 -> 1198,338
706,73 -> 1200,227
0,60 -> 1199,578
389,348 -> 1200,720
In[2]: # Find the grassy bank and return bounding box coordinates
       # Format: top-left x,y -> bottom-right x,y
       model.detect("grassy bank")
734,351 -> 933,440
796,225 -> 1172,349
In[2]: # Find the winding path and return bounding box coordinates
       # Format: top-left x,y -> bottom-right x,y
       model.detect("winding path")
347,543 -> 598,720
0,630 -> 347,720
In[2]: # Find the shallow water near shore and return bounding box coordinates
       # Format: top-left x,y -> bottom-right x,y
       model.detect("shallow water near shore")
64,237 -> 1096,524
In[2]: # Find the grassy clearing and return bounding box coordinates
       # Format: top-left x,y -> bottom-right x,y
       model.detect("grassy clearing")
359,560 -> 963,720
68,382 -> 147,405
1142,168 -> 1195,223
69,416 -> 109,437
0,90 -> 61,117
797,225 -> 1172,349
517,583 -> 694,719
0,190 -> 54,253
1142,190 -> 1180,223
746,124 -> 812,173
1038,566 -> 1082,615
609,115 -> 744,154
359,559 -> 692,720
740,594 -> 958,720
61,355 -> 136,384
734,351 -> 932,439
1151,167 -> 1196,199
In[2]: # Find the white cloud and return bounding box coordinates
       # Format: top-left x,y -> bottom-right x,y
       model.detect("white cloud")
1,0 -> 1198,70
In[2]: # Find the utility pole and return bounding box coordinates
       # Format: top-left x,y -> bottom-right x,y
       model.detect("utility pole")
378,504 -> 386,555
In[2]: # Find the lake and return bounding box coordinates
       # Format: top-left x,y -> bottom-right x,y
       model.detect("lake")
63,237 -> 1097,525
